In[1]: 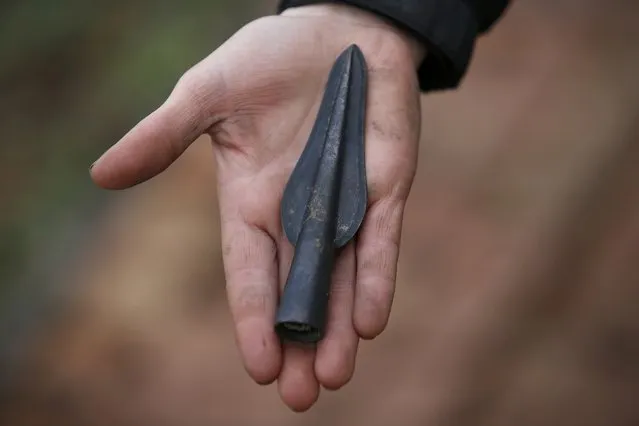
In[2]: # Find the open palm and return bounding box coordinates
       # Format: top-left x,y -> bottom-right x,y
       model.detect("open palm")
91,4 -> 424,411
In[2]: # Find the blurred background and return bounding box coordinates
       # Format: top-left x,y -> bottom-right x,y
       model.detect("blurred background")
1,1 -> 639,425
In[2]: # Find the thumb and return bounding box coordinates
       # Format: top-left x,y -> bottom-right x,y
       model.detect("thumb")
90,66 -> 228,189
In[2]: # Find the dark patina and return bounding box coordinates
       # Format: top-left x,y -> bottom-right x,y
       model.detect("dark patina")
275,44 -> 368,343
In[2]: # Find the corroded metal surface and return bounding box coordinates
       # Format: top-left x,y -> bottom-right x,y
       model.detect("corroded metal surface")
275,45 -> 368,343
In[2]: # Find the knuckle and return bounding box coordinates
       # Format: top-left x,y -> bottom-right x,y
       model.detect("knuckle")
373,201 -> 402,241
223,225 -> 276,269
367,152 -> 416,201
330,252 -> 356,295
233,282 -> 270,315
361,200 -> 403,252
175,68 -> 202,100
174,66 -> 223,114
329,276 -> 354,297
360,248 -> 397,282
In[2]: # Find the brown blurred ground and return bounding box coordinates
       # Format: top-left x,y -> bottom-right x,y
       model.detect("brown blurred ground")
2,1 -> 639,425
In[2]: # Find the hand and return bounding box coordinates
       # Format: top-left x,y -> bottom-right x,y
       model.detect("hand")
90,4 -> 425,411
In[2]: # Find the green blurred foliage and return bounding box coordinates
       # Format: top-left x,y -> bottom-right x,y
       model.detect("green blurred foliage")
0,0 -> 271,304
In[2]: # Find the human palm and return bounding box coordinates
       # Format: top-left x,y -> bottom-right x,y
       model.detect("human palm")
91,4 -> 424,411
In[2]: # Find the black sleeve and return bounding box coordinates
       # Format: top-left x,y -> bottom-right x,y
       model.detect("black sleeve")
277,0 -> 510,92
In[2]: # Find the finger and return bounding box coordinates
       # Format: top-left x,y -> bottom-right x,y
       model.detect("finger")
278,343 -> 320,412
354,197 -> 406,339
222,218 -> 281,385
315,242 -> 359,390
90,66 -> 227,189
352,65 -> 419,339
276,236 -> 320,411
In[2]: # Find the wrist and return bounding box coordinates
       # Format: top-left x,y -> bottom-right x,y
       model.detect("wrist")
280,3 -> 427,70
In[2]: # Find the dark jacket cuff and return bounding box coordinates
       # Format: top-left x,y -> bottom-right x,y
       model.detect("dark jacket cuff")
277,0 -> 480,92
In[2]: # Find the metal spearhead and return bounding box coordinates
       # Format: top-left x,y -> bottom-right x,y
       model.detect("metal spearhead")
275,44 -> 368,343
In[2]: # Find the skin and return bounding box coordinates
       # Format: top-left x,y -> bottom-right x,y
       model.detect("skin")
90,4 -> 425,412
